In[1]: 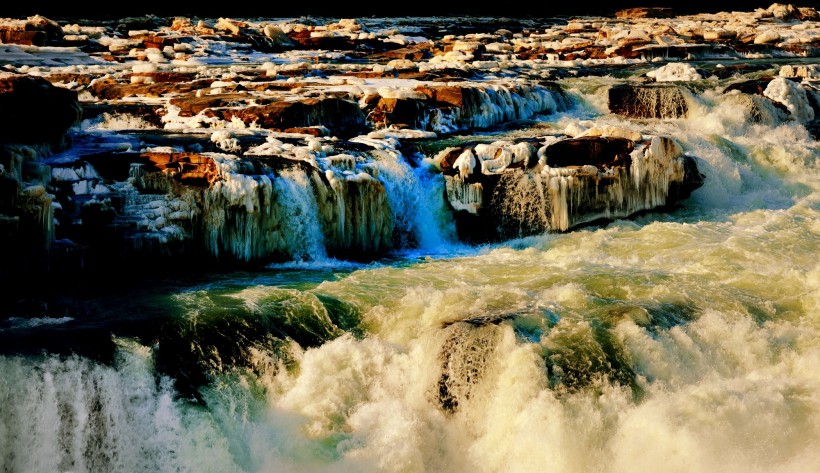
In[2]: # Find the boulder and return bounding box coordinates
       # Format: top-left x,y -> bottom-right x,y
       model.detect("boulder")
443,135 -> 704,243
368,97 -> 427,129
545,136 -> 634,168
0,73 -> 82,144
608,84 -> 689,119
615,7 -> 674,19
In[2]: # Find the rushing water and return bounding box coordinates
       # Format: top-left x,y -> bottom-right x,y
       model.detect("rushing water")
2,69 -> 820,473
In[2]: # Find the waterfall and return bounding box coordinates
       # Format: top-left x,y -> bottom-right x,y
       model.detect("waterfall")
272,169 -> 327,261
427,83 -> 570,133
0,343 -> 191,473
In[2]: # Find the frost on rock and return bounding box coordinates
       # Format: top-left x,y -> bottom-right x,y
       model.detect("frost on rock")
763,77 -> 815,123
442,135 -> 699,240
646,63 -> 703,82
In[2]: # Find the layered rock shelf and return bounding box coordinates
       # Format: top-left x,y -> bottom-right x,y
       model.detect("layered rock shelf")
2,2 -> 819,278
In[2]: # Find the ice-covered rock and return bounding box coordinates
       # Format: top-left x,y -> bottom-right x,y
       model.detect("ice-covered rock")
763,77 -> 815,123
647,63 -> 703,82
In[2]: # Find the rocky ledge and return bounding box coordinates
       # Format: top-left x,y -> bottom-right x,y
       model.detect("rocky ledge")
2,3 -> 818,280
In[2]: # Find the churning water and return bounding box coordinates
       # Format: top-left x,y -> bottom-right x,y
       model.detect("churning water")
2,70 -> 819,473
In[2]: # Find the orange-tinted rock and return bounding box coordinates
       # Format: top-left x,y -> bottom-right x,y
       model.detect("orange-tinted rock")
615,7 -> 674,19
0,15 -> 63,46
367,44 -> 436,61
438,147 -> 468,175
126,72 -> 197,84
220,98 -> 366,136
44,73 -> 96,87
141,35 -> 172,49
139,152 -> 218,185
417,85 -> 466,107
90,77 -> 214,100
292,36 -> 358,50
0,30 -> 46,45
168,93 -> 271,117
284,126 -> 331,137
368,97 -> 427,128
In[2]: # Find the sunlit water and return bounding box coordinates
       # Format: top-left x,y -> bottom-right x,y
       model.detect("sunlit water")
2,70 -> 819,473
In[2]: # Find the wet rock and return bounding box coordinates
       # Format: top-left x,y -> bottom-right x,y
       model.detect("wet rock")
722,78 -> 774,96
444,135 -> 704,242
220,97 -> 367,137
436,322 -> 500,413
545,136 -> 634,169
608,84 -> 689,119
368,97 -> 427,129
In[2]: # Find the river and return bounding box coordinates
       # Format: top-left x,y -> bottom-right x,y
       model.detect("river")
2,25 -> 820,473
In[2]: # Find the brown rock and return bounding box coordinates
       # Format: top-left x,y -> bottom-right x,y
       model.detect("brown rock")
284,126 -> 331,137
367,43 -> 435,61
168,93 -> 272,117
798,7 -> 820,20
438,147 -> 469,175
417,84 -> 466,107
608,84 -> 689,119
126,71 -> 198,83
90,77 -> 214,100
0,30 -> 46,45
545,136 -> 634,168
368,97 -> 427,128
141,35 -> 173,50
722,78 -> 774,96
615,7 -> 674,19
138,152 -> 218,185
44,73 -> 96,87
0,15 -> 63,46
0,74 -> 81,144
170,17 -> 193,31
221,98 -> 366,136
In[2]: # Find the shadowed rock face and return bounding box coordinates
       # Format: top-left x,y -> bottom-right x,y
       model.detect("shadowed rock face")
608,84 -> 689,119
545,136 -> 634,168
0,75 -> 81,279
0,74 -> 82,144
